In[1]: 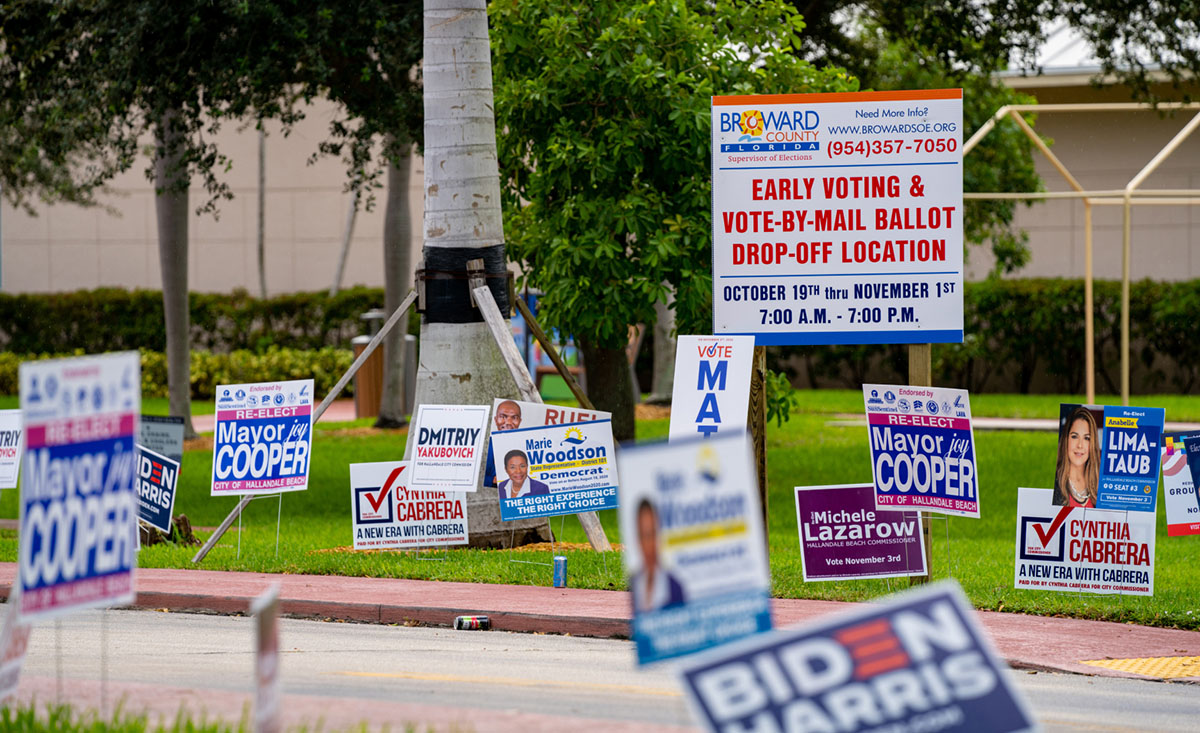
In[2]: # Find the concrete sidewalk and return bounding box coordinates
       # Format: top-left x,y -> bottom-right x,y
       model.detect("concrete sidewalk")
2,564 -> 1196,683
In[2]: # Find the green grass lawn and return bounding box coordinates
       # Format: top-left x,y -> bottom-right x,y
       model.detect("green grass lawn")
1,389 -> 1197,629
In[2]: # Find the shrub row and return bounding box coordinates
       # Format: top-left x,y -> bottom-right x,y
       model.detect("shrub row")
771,278 -> 1200,394
0,347 -> 355,399
0,287 -> 387,353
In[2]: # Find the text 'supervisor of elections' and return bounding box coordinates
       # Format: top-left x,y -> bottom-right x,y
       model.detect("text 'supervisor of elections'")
712,90 -> 963,345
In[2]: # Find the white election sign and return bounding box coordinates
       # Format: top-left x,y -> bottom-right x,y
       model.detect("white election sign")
0,409 -> 24,490
712,90 -> 963,345
409,404 -> 490,492
668,336 -> 754,442
350,461 -> 468,549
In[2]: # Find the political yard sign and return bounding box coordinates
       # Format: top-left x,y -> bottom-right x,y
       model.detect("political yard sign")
135,446 -> 180,533
795,484 -> 926,582
409,404 -> 490,492
351,461 -> 468,549
618,434 -> 771,665
1162,432 -> 1200,536
864,384 -> 978,517
0,409 -> 24,490
1014,488 -> 1155,596
484,398 -> 611,491
211,380 -> 312,496
490,419 -> 619,521
678,581 -> 1035,733
18,351 -> 140,620
1095,405 -> 1165,512
668,336 -> 754,441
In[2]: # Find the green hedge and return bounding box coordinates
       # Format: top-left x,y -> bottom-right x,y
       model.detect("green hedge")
0,347 -> 355,399
0,287 -> 386,353
771,278 -> 1200,394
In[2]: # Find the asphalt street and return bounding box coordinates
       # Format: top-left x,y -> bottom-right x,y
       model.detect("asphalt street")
6,607 -> 1199,732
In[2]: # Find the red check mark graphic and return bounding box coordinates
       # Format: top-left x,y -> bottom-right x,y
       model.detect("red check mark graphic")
1033,505 -> 1075,547
366,466 -> 407,512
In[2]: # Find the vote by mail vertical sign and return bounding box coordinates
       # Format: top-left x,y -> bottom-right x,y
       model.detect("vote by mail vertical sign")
211,380 -> 313,496
18,352 -> 141,620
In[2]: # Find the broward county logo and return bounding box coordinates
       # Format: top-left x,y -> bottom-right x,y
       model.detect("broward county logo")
738,109 -> 765,139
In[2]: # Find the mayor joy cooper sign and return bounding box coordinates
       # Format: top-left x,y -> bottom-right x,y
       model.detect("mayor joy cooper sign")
711,89 -> 963,345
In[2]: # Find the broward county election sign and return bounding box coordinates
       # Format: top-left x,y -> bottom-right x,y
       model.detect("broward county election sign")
712,90 -> 963,345
18,352 -> 140,620
618,434 -> 771,665
678,581 -> 1035,733
350,461 -> 468,549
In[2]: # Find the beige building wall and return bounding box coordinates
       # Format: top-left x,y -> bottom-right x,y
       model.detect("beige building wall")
968,81 -> 1200,281
2,100 -> 424,294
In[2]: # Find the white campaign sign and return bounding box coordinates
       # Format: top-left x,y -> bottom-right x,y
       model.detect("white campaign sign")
350,461 -> 468,549
712,90 -> 963,345
408,405 -> 490,492
0,409 -> 24,490
668,336 -> 754,442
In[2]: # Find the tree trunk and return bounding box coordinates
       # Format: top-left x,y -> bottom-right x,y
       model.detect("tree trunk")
376,144 -> 415,428
647,285 -> 676,404
580,339 -> 637,441
257,126 -> 267,298
417,0 -> 548,547
155,111 -> 196,439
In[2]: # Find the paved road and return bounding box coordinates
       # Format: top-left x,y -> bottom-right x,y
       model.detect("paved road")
8,608 -> 1199,732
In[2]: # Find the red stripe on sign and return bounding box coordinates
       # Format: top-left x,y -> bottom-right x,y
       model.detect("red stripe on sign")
867,413 -> 971,431
855,652 -> 912,680
25,413 -> 136,448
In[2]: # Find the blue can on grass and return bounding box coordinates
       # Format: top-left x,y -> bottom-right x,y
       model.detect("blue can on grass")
553,555 -> 568,588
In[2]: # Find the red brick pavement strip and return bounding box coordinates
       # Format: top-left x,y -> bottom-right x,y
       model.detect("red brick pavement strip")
14,676 -> 697,733
2,564 -> 1198,682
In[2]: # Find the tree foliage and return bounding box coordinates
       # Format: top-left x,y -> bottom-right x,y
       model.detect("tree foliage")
491,0 -> 857,347
0,0 -> 423,212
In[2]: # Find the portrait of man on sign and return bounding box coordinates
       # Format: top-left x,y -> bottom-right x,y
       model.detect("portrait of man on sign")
630,498 -> 686,612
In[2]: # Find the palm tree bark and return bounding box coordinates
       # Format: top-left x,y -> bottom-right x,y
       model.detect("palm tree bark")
155,111 -> 195,439
376,144 -> 415,428
416,0 -> 548,547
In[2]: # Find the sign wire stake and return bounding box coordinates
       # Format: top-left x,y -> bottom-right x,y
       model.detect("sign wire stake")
100,608 -> 108,718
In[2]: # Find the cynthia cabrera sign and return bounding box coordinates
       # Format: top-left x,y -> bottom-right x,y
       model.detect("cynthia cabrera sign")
211,379 -> 313,496
678,581 -> 1035,733
18,351 -> 141,620
490,419 -> 619,521
1014,487 -> 1154,596
618,434 -> 771,665
350,461 -> 468,549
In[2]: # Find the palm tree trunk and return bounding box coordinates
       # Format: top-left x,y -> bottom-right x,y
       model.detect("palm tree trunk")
155,110 -> 195,439
377,144 -> 415,427
417,0 -> 548,546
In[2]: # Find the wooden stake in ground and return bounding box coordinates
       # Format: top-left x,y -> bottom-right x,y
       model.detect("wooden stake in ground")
748,345 -> 769,551
908,343 -> 934,585
473,284 -> 613,552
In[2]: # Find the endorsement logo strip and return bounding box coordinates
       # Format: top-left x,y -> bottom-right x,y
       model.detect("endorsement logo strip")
678,580 -> 1036,733
18,351 -> 141,621
1013,487 -> 1155,596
